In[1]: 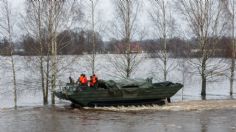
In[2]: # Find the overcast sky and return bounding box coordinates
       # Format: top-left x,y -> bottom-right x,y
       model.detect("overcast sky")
10,0 -> 117,41
9,0 -> 182,41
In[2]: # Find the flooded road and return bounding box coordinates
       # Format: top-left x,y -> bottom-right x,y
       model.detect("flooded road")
1,100 -> 236,132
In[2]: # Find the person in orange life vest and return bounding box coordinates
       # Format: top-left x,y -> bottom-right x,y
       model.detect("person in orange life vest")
81,74 -> 88,85
76,74 -> 83,84
90,74 -> 98,87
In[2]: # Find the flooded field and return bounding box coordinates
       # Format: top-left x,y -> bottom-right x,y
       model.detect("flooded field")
1,100 -> 236,132
1,56 -> 236,132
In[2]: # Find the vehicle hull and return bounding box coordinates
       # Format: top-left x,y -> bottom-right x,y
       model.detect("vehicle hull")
54,81 -> 183,107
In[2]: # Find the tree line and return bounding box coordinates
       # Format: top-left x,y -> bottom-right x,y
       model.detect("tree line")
0,35 -> 234,58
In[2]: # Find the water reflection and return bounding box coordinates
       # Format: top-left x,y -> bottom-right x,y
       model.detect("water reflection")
200,111 -> 208,132
201,95 -> 206,100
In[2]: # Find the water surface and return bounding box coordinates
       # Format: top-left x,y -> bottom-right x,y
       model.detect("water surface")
0,104 -> 236,132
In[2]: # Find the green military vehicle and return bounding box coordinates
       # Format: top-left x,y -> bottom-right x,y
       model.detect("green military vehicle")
54,78 -> 183,107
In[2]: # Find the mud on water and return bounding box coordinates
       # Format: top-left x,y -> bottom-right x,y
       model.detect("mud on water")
1,100 -> 236,132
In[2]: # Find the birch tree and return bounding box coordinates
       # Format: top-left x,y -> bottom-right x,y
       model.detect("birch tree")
22,0 -> 82,105
84,0 -> 99,75
109,0 -> 143,79
0,0 -> 17,109
22,1 -> 50,105
177,0 -> 226,97
47,0 -> 83,104
148,0 -> 177,81
221,0 -> 236,96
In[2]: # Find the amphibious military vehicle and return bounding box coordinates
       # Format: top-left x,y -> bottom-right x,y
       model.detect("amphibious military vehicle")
54,79 -> 183,107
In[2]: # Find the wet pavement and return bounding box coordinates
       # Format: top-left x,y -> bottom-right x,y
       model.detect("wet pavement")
1,100 -> 236,132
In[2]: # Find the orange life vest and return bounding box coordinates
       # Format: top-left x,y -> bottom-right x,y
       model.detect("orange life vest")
90,75 -> 97,87
81,76 -> 88,84
92,76 -> 97,84
79,76 -> 83,83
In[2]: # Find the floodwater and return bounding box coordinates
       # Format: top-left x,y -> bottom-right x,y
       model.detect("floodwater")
1,56 -> 236,132
1,100 -> 236,132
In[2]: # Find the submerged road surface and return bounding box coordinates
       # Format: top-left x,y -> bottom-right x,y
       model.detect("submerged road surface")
0,100 -> 236,132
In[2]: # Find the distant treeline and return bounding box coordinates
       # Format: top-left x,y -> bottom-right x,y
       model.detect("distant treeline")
0,30 -> 232,58
142,37 -> 232,58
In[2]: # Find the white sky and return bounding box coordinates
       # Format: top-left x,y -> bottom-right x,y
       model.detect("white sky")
9,0 -> 184,41
11,0 -> 24,12
10,0 -> 117,41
